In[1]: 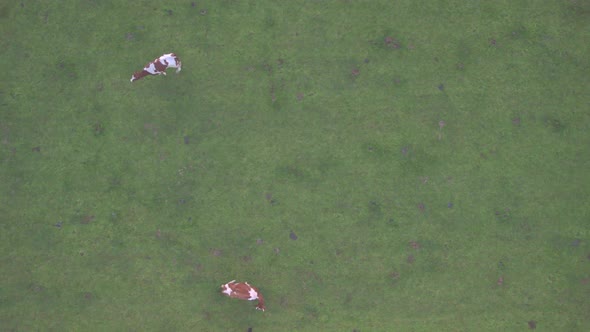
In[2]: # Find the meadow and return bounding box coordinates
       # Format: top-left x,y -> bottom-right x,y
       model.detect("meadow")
1,1 -> 589,331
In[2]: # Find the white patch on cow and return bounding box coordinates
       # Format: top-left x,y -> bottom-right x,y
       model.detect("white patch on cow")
221,280 -> 236,296
160,54 -> 177,66
159,53 -> 181,72
221,284 -> 233,296
145,63 -> 159,75
248,287 -> 259,301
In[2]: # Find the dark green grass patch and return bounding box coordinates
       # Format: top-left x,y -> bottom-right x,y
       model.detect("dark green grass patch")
1,0 -> 589,331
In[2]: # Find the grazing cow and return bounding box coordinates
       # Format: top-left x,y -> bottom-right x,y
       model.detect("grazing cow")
220,280 -> 266,311
130,53 -> 182,82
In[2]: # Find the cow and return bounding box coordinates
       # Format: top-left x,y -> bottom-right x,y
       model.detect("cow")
220,280 -> 266,311
130,53 -> 182,82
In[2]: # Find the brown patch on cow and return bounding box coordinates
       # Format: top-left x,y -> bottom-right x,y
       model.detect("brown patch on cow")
153,60 -> 167,72
351,68 -> 360,78
130,70 -> 150,82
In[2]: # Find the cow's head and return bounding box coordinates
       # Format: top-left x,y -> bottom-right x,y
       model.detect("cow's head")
130,71 -> 149,82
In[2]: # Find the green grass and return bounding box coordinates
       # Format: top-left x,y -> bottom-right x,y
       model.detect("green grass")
1,0 -> 589,331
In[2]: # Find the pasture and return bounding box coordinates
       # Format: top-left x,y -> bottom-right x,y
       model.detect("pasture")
1,1 -> 589,331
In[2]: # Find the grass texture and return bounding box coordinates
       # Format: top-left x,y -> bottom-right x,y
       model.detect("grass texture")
1,0 -> 589,331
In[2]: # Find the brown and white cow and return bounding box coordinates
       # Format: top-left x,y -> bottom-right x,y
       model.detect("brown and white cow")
220,280 -> 266,311
130,53 -> 182,82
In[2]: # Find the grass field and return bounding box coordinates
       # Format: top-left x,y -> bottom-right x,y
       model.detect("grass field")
1,1 -> 589,331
